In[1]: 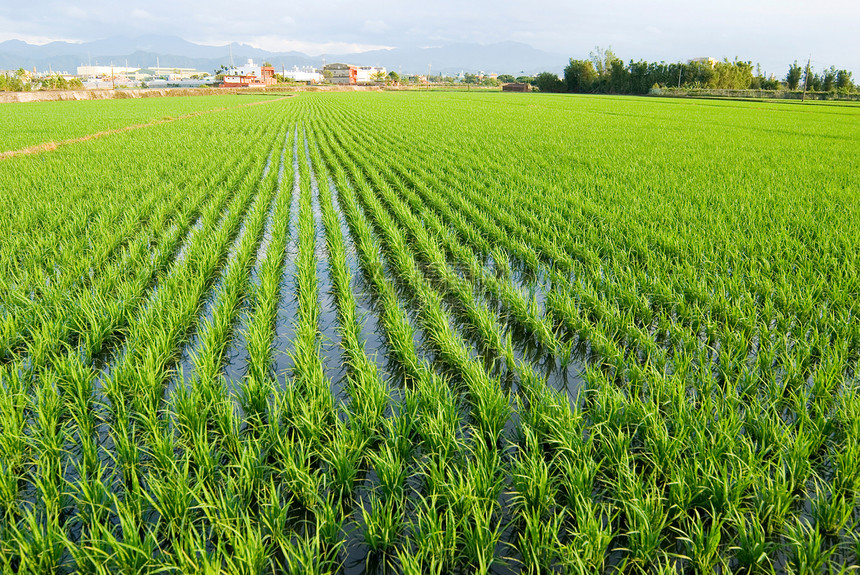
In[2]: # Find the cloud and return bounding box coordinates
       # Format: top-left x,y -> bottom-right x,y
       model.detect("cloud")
0,0 -> 857,74
233,35 -> 394,55
362,19 -> 389,33
130,8 -> 156,21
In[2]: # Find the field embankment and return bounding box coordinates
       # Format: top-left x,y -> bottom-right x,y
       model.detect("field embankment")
0,84 -> 386,104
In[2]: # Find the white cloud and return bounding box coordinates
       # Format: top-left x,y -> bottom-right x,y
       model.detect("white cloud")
130,8 -> 155,20
0,32 -> 82,44
0,0 -> 857,74
362,19 -> 389,33
219,35 -> 394,55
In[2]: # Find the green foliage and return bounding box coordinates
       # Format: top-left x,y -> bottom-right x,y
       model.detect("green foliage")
0,92 -> 859,573
534,71 -> 565,93
787,60 -> 803,90
564,59 -> 597,92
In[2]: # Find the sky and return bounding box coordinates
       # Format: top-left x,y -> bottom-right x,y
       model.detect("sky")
1,0 -> 858,76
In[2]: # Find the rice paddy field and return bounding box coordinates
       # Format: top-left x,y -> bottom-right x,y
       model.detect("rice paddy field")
1,91 -> 859,574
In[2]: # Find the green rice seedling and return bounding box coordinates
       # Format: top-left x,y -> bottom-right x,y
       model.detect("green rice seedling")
731,511 -> 773,573
279,530 -> 336,575
810,486 -> 854,537
3,90 -> 860,571
514,505 -> 563,573
320,426 -> 364,504
511,428 -> 556,518
360,491 -> 403,557
314,493 -> 346,563
3,510 -> 67,572
221,514 -> 271,575
96,491 -> 160,573
677,510 -> 726,574
562,493 -> 615,573
409,492 -> 460,574
368,440 -> 407,503
751,464 -> 794,535
462,500 -> 504,573
258,478 -> 294,550
784,518 -> 836,575
619,483 -> 670,569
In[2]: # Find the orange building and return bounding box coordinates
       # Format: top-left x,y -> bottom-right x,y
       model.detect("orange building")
221,60 -> 276,87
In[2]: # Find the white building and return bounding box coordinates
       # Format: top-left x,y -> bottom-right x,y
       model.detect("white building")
282,66 -> 322,83
227,59 -> 263,77
355,65 -> 386,84
77,65 -> 140,77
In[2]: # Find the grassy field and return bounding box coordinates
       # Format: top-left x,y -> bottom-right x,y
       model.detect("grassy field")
0,91 -> 859,573
0,93 -> 280,150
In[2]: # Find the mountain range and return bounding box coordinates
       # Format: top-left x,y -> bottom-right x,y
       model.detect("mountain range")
0,35 -> 565,76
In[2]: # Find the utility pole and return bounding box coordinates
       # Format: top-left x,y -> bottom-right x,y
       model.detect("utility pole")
678,64 -> 682,88
428,64 -> 431,90
801,55 -> 811,102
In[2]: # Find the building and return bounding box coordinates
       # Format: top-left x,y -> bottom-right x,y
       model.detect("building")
324,63 -> 356,85
324,63 -> 386,85
148,66 -> 207,81
77,65 -> 140,78
222,59 -> 276,87
502,83 -> 531,92
282,66 -> 322,83
688,57 -> 718,69
355,65 -> 386,84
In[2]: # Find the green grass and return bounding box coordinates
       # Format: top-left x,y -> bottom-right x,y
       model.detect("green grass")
0,91 -> 858,573
0,93 -> 278,150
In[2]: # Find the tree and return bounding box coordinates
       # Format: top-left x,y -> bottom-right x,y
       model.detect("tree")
515,75 -> 533,84
822,66 -> 836,92
835,69 -> 853,91
628,60 -> 652,94
40,75 -> 69,90
786,61 -> 802,90
564,59 -> 596,93
608,58 -> 629,93
534,71 -> 565,93
589,46 -> 621,92
709,59 -> 753,89
388,71 -> 400,84
497,74 -> 515,83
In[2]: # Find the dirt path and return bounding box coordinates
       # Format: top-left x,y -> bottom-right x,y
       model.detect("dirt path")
0,95 -> 293,161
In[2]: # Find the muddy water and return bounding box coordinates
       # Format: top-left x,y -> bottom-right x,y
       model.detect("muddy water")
155,145 -> 277,400
222,139 -> 290,388
93,205 -> 213,398
271,125 -> 301,385
251,133 -> 289,284
330,184 -> 397,387
303,130 -> 348,400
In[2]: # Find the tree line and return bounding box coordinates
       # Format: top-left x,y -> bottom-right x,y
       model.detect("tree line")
1,69 -> 83,92
531,48 -> 857,95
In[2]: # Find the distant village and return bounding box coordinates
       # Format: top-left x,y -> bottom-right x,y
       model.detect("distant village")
1,57 -> 521,92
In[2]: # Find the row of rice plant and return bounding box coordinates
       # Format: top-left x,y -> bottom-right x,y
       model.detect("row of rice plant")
1,91 -> 858,572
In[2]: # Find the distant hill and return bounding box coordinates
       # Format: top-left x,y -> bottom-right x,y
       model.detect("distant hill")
0,35 -> 565,76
